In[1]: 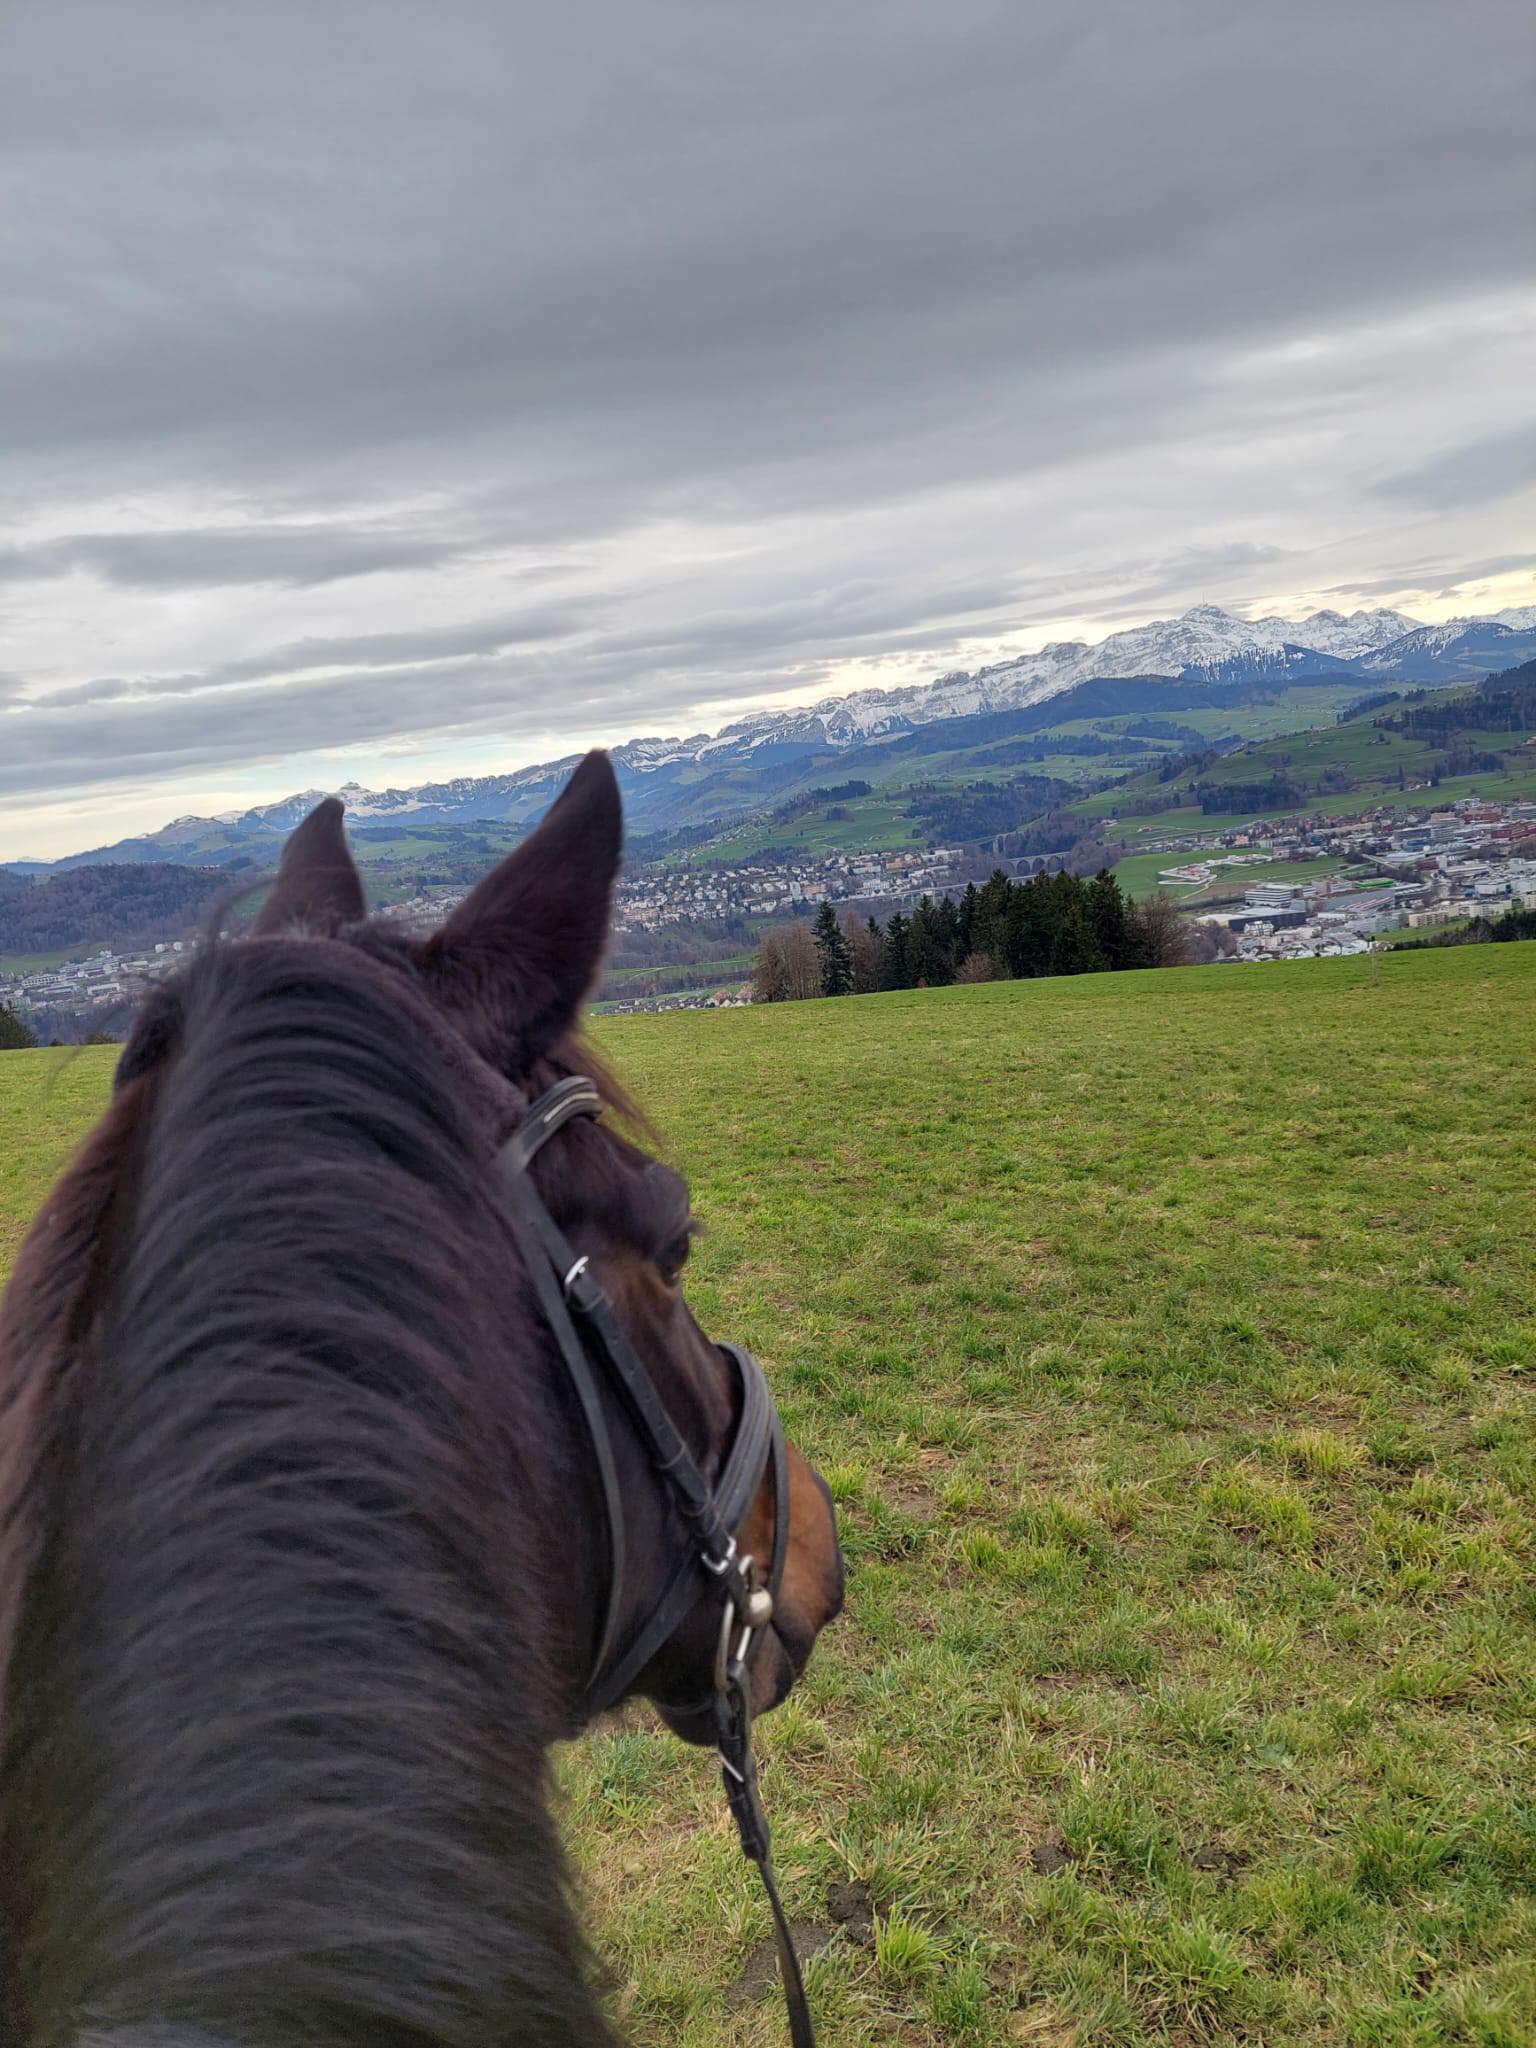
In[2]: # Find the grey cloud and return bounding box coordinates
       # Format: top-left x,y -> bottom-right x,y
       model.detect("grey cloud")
0,0 -> 1531,839
0,554 -> 1041,797
1,1 -> 1530,511
0,525 -> 473,589
196,607 -> 594,686
1082,543 -> 1300,618
0,652 -> 737,800
0,529 -> 1524,814
18,570 -> 1017,731
590,574 -> 1023,667
1429,553 -> 1536,596
1323,552 -> 1536,601
1373,426 -> 1536,511
29,676 -> 137,709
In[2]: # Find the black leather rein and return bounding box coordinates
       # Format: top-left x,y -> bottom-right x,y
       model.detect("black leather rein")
493,1075 -> 817,2048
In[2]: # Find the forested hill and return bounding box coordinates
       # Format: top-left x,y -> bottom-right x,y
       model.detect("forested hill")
0,864 -> 229,954
1375,657 -> 1536,740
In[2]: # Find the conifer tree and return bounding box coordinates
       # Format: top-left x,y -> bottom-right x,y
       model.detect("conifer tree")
1050,890 -> 1107,976
1087,868 -> 1131,968
974,869 -> 1012,965
933,895 -> 962,979
908,896 -> 952,987
958,881 -> 979,958
812,899 -> 853,996
0,1003 -> 39,1051
1004,874 -> 1052,977
882,911 -> 913,989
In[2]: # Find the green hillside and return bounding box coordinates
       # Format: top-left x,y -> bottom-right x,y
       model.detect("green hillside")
1079,673 -> 1536,845
3,946 -> 1535,2044
664,684 -> 1379,869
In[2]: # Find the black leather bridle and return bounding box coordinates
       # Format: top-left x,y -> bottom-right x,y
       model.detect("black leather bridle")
495,1075 -> 817,2048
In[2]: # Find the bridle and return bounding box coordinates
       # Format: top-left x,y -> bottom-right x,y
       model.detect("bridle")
494,1075 -> 818,2048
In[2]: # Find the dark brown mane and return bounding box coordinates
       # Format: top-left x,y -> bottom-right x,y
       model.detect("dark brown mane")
0,934 -> 620,2047
0,1071 -> 160,1727
0,757 -> 844,2048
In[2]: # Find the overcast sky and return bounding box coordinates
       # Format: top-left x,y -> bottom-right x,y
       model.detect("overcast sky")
1,0 -> 1532,857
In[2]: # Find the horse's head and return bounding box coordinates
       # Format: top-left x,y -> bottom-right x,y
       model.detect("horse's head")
244,752 -> 843,1742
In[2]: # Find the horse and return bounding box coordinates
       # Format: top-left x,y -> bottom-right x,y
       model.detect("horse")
0,751 -> 844,2048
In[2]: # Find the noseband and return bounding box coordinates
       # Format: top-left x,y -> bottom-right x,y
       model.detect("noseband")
494,1075 -> 817,2048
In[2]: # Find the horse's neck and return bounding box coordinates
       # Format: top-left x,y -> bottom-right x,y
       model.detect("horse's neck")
4,963 -> 619,2048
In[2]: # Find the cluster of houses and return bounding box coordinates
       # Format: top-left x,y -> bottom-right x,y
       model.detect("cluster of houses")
1,939 -> 190,1027
615,845 -> 969,928
251,846 -> 977,950
1180,797 -> 1536,962
600,983 -> 755,1017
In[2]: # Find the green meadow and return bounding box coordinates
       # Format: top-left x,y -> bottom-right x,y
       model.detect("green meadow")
1107,851 -> 1353,905
2,944 -> 1534,2044
678,794 -> 924,867
1074,688 -> 1536,847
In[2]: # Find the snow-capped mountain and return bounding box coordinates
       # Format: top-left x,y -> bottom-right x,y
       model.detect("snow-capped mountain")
30,601 -> 1536,869
696,604 -> 1424,741
1358,617 -> 1536,680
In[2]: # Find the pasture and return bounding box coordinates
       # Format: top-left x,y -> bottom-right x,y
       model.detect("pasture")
2,945 -> 1534,2044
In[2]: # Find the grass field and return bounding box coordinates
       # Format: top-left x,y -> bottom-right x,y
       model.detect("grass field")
0,947 -> 85,977
1043,687 -> 1370,757
1108,852 -> 1351,905
2,945 -> 1535,2044
671,795 -> 926,867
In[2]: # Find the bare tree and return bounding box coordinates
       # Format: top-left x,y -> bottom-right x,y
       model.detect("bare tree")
844,909 -> 886,995
953,950 -> 996,984
1129,892 -> 1194,968
1188,921 -> 1238,964
753,921 -> 822,1001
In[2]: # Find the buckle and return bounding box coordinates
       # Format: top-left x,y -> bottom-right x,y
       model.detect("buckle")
563,1256 -> 609,1315
562,1254 -> 591,1301
712,1554 -> 773,1692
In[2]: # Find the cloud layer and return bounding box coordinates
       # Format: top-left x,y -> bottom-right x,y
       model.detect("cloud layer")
1,0 -> 1532,853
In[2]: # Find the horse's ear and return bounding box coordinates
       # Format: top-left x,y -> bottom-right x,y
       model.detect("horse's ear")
417,750 -> 622,1070
253,797 -> 367,936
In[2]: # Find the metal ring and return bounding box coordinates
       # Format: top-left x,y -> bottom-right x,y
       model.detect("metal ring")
714,1596 -> 756,1694
562,1254 -> 590,1298
702,1535 -> 738,1576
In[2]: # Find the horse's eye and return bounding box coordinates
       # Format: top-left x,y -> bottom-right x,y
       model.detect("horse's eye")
658,1233 -> 692,1285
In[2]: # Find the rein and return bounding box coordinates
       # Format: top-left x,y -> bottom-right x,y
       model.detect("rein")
494,1076 -> 817,2048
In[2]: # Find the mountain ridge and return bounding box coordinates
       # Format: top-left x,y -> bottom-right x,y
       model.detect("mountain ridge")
15,601 -> 1536,870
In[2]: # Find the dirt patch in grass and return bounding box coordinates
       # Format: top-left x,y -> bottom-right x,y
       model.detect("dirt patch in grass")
1030,1830 -> 1077,1876
726,1922 -> 839,2009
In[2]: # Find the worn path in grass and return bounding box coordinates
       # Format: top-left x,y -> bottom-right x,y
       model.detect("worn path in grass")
2,945 -> 1534,2045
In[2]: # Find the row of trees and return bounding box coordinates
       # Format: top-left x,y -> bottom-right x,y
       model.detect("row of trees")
754,868 -> 1191,1001
1395,903 -> 1536,951
1377,665 -> 1536,741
